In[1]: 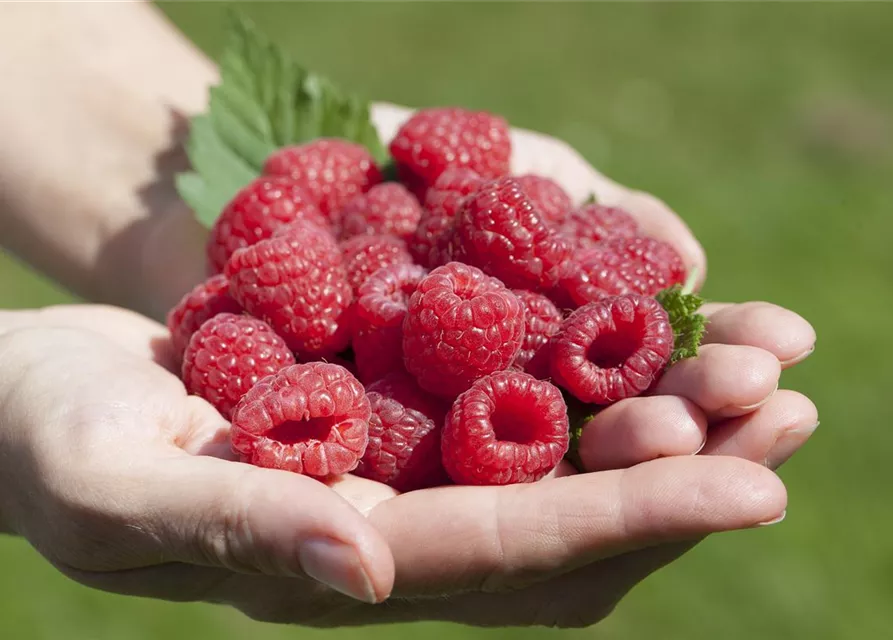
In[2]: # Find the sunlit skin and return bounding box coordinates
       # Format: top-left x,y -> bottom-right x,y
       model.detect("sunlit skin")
0,1 -> 817,628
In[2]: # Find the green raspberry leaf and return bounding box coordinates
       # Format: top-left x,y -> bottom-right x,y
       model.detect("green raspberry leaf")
176,12 -> 388,228
562,390 -> 599,472
656,281 -> 707,365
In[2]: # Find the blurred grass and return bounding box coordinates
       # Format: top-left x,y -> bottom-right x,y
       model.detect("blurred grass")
1,2 -> 891,639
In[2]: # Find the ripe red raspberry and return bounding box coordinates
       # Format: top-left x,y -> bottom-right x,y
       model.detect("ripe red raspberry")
409,168 -> 485,267
353,263 -> 427,384
389,108 -> 511,198
340,234 -> 413,295
441,371 -> 569,485
182,313 -> 295,420
263,139 -> 382,223
514,175 -> 573,226
560,204 -> 639,251
559,236 -> 686,306
339,183 -> 422,240
402,262 -> 525,398
230,362 -> 370,477
511,290 -> 563,379
273,217 -> 341,266
167,274 -> 242,359
453,177 -> 572,291
207,177 -> 328,273
354,372 -> 450,491
550,294 -> 673,405
226,235 -> 353,359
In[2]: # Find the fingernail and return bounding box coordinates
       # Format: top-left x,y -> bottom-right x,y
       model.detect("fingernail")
691,434 -> 707,456
766,422 -> 820,470
299,537 -> 378,604
739,381 -> 779,412
780,345 -> 815,368
755,510 -> 786,527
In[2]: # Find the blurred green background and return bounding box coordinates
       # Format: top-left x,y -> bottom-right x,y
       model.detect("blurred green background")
1,2 -> 891,639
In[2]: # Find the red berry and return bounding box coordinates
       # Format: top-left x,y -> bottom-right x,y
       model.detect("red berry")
550,294 -> 673,405
353,263 -> 427,384
389,108 -> 510,198
167,274 -> 242,359
207,177 -> 328,273
424,168 -> 486,221
263,139 -> 382,224
182,313 -> 295,420
454,177 -> 572,291
441,371 -> 569,485
355,372 -> 450,491
273,218 -> 341,266
559,236 -> 686,306
409,168 -> 485,268
340,183 -> 422,240
341,234 -> 413,295
226,235 -> 353,359
560,204 -> 639,251
402,262 -> 525,398
511,290 -> 563,379
514,175 -> 573,226
230,362 -> 370,477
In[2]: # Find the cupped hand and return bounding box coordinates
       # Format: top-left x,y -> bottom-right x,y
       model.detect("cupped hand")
0,300 -> 814,627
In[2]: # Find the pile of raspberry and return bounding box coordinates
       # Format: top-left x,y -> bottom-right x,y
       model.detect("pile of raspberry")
169,107 -> 685,489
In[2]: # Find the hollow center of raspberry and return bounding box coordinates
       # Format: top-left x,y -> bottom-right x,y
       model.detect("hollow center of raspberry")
587,318 -> 643,369
490,403 -> 544,445
267,416 -> 338,445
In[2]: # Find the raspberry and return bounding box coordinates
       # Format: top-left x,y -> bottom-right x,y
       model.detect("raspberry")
511,290 -> 563,379
339,183 -> 422,240
354,372 -> 450,491
353,263 -> 427,384
560,204 -> 639,251
409,168 -> 484,267
402,262 -> 525,398
273,218 -> 341,266
263,139 -> 382,223
182,314 -> 295,420
453,177 -> 572,291
550,294 -> 673,405
230,362 -> 370,477
514,175 -> 573,226
167,274 -> 242,359
441,371 -> 569,485
207,177 -> 328,273
226,235 -> 353,359
341,234 -> 413,295
389,108 -> 510,198
559,236 -> 686,306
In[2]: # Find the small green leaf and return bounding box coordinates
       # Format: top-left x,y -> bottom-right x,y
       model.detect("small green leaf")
656,279 -> 707,365
583,192 -> 598,205
562,391 -> 599,472
176,11 -> 388,228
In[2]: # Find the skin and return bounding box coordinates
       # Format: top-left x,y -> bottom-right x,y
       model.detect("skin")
0,1 -> 818,628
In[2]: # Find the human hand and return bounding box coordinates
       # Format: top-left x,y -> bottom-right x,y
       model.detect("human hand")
0,301 -> 815,627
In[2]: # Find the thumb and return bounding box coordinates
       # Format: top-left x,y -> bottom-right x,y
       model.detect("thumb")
146,454 -> 394,604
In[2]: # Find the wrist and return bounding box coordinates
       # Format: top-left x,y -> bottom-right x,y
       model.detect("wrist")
0,2 -> 215,318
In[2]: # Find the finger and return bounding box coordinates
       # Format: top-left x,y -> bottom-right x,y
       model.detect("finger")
365,455 -> 785,597
143,454 -> 395,604
701,390 -> 819,470
0,304 -> 176,369
702,302 -> 816,368
371,102 -> 707,282
577,395 -> 707,471
655,344 -> 781,421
